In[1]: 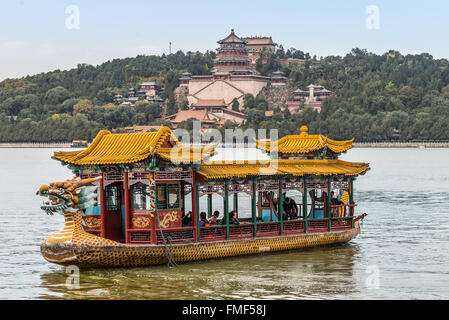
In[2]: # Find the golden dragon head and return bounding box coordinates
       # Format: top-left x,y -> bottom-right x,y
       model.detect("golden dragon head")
37,176 -> 101,215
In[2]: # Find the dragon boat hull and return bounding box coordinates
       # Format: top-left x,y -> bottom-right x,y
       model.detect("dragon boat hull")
41,219 -> 360,268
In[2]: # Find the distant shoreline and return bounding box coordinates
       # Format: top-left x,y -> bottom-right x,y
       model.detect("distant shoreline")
1,142 -> 449,148
353,142 -> 449,148
0,142 -> 72,148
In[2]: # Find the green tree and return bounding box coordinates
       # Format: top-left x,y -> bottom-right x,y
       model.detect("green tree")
73,99 -> 94,118
231,98 -> 240,112
45,86 -> 72,105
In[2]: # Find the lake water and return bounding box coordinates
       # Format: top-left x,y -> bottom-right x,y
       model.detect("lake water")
0,147 -> 448,300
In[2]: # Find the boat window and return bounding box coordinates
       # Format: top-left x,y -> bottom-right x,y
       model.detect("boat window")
105,185 -> 120,211
156,183 -> 180,210
131,183 -> 150,210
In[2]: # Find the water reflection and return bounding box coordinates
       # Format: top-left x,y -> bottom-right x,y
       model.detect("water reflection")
39,243 -> 360,300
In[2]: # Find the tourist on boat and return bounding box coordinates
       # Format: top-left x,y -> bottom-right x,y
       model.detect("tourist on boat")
200,212 -> 210,227
182,211 -> 193,226
208,210 -> 220,225
264,191 -> 279,219
220,210 -> 240,225
330,192 -> 343,205
283,196 -> 298,220
229,211 -> 240,225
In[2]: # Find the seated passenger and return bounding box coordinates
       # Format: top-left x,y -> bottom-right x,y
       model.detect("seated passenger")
330,192 -> 343,205
208,210 -> 220,225
283,196 -> 298,220
229,211 -> 240,225
182,211 -> 192,226
220,210 -> 240,225
199,212 -> 210,227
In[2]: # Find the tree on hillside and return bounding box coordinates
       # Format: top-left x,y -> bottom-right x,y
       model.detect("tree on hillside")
2,47 -> 449,142
442,84 -> 449,99
166,94 -> 178,116
163,70 -> 180,99
231,98 -> 240,112
45,86 -> 72,105
73,99 -> 94,118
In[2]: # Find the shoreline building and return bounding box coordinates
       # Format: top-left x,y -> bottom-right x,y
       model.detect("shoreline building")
165,109 -> 217,129
119,82 -> 164,106
286,84 -> 334,113
191,99 -> 247,125
280,58 -> 306,66
120,125 -> 165,133
166,99 -> 247,128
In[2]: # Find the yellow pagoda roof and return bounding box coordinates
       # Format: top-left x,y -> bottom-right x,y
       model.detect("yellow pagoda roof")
255,126 -> 354,155
53,127 -> 215,165
154,145 -> 216,164
197,159 -> 369,180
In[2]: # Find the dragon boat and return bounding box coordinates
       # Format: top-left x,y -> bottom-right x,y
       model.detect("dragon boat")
38,126 -> 369,268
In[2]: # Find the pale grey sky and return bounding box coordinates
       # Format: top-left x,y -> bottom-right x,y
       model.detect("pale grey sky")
1,0 -> 448,81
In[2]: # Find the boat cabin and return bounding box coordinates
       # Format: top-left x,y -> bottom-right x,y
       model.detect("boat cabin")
53,126 -> 369,245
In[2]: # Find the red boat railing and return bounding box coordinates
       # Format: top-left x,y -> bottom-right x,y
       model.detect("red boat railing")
128,229 -> 151,243
331,217 -> 353,230
156,227 -> 195,244
307,219 -> 329,233
255,221 -> 280,237
122,204 -> 358,244
283,220 -> 305,234
330,204 -> 357,217
200,225 -> 226,242
230,224 -> 254,239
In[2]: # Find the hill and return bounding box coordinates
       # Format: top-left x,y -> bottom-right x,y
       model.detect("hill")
1,47 -> 449,142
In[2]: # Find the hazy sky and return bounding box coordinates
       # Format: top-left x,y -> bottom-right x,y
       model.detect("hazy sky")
1,0 -> 449,81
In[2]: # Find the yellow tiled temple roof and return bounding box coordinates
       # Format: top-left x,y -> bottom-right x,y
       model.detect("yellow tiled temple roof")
53,127 -> 215,165
198,159 -> 369,180
255,126 -> 354,155
155,145 -> 216,164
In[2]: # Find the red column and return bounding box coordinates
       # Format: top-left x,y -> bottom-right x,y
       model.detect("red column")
100,173 -> 106,238
151,216 -> 157,244
192,172 -> 198,242
123,172 -> 131,243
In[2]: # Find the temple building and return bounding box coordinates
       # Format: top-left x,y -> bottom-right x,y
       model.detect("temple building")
140,82 -> 159,97
286,84 -> 334,113
213,30 -> 253,76
280,58 -> 306,65
270,70 -> 287,86
165,109 -> 216,129
191,99 -> 247,125
119,82 -> 164,107
120,125 -> 165,133
166,99 -> 247,128
177,30 -> 271,108
243,36 -> 277,64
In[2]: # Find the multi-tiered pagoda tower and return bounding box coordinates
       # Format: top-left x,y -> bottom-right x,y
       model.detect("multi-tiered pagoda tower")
176,29 -> 271,110
213,29 -> 253,76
